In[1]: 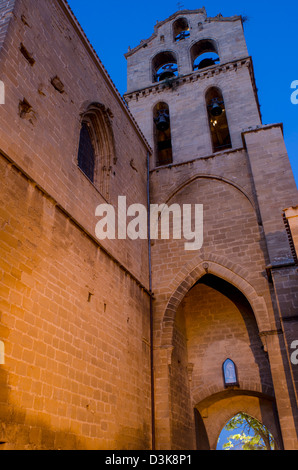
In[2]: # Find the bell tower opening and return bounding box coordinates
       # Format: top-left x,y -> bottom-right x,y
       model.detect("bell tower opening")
152,51 -> 178,83
206,87 -> 232,152
153,102 -> 173,166
190,39 -> 220,71
173,17 -> 190,42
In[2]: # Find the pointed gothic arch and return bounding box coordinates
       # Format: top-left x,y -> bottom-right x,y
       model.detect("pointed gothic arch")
216,411 -> 278,450
160,259 -> 271,348
77,102 -> 116,199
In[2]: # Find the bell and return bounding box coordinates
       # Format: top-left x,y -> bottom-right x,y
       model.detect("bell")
210,99 -> 223,117
158,70 -> 176,81
156,63 -> 177,82
198,58 -> 216,70
154,110 -> 170,131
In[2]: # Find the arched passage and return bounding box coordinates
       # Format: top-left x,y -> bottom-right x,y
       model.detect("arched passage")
194,390 -> 282,450
160,259 -> 271,348
154,264 -> 278,450
216,411 -> 278,450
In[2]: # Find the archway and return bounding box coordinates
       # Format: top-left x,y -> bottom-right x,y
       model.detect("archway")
216,412 -> 278,450
155,268 -> 281,450
160,259 -> 272,349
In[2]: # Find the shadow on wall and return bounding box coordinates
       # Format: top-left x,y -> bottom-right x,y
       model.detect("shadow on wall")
0,366 -> 84,450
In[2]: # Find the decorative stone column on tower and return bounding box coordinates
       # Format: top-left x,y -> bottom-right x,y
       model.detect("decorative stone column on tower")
125,8 -> 298,450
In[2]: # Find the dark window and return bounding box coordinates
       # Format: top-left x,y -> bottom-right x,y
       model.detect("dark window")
78,121 -> 95,182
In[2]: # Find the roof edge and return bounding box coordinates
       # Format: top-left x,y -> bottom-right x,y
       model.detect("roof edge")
125,9 -> 242,58
56,0 -> 152,153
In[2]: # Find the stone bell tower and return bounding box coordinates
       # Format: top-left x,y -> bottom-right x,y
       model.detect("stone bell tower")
125,9 -> 298,450
124,7 -> 261,166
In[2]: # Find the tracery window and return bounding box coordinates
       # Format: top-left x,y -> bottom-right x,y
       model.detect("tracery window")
77,103 -> 116,199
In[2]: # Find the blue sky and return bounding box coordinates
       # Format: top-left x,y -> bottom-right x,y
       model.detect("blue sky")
67,0 -> 298,187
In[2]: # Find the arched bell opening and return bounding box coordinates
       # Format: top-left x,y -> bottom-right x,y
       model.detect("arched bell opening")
153,102 -> 173,166
206,87 -> 232,152
173,17 -> 190,42
152,51 -> 178,83
190,39 -> 220,71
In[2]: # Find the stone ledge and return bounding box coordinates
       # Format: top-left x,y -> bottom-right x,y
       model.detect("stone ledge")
124,57 -> 253,101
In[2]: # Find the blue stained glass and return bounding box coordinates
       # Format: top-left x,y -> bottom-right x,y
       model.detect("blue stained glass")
223,359 -> 237,385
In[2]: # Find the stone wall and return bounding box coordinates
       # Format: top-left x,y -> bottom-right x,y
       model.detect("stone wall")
0,0 -> 152,450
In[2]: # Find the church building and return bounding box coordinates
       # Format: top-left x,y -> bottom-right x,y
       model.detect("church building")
0,0 -> 297,450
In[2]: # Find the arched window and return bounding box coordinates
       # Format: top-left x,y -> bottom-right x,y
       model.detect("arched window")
152,51 -> 178,83
206,87 -> 232,153
153,102 -> 173,166
173,17 -> 190,42
78,121 -> 95,183
190,39 -> 220,71
223,359 -> 238,387
77,103 -> 116,198
0,341 -> 4,365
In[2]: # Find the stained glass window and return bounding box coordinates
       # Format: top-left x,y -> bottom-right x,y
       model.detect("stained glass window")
223,359 -> 238,387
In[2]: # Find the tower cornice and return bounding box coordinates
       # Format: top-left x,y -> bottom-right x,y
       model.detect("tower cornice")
124,57 -> 257,106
